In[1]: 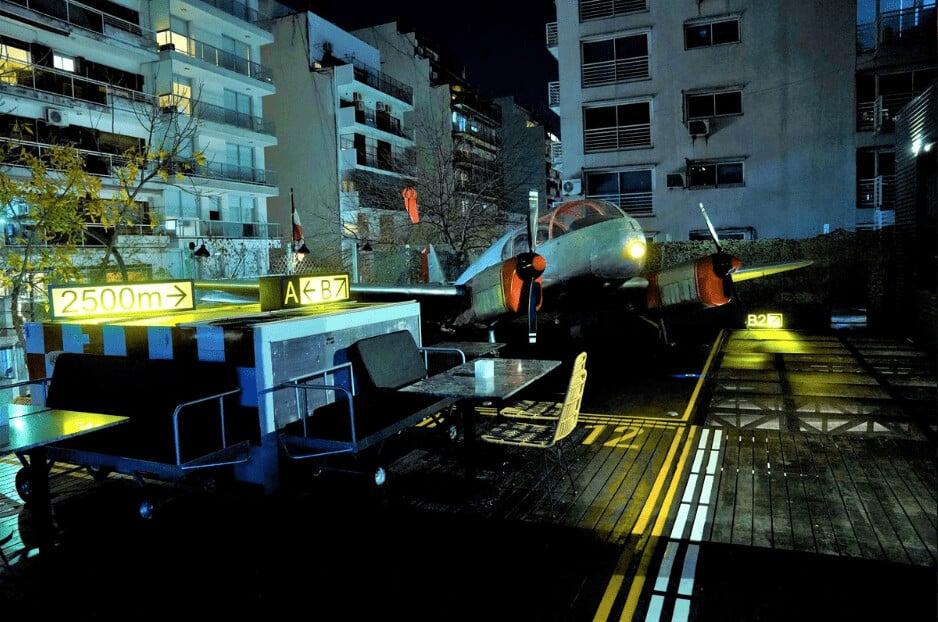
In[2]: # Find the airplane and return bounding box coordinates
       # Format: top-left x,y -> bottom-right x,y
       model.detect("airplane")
195,198 -> 812,344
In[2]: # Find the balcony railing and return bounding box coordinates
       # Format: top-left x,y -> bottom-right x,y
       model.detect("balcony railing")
6,0 -> 154,46
195,0 -> 272,31
453,123 -> 499,147
579,0 -> 647,22
190,161 -> 277,187
857,175 -> 896,210
192,100 -> 275,136
857,5 -> 936,52
545,22 -> 558,48
589,191 -> 653,217
350,63 -> 413,106
583,124 -> 652,152
548,81 -> 560,108
164,218 -> 281,241
856,92 -> 916,133
0,61 -> 155,111
161,35 -> 273,84
581,56 -> 649,87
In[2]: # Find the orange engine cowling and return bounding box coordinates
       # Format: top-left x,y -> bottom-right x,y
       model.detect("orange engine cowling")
646,255 -> 742,309
465,254 -> 545,322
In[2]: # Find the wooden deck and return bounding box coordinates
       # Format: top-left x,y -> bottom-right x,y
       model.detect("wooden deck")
0,329 -> 935,620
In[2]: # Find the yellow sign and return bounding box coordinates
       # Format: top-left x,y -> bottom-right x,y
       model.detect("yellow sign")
746,312 -> 784,329
258,274 -> 350,311
49,280 -> 196,319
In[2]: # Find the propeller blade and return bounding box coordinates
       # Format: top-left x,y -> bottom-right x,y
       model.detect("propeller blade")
527,278 -> 538,343
517,252 -> 546,344
527,192 -> 539,252
699,202 -> 722,253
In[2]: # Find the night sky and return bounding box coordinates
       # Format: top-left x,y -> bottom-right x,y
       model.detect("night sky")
277,0 -> 560,133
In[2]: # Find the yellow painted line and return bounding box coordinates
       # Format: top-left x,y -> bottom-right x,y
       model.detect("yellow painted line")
679,330 -> 726,423
593,425 -> 693,620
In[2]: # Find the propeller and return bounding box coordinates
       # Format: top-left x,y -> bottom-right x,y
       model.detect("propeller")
523,193 -> 542,343
699,202 -> 745,326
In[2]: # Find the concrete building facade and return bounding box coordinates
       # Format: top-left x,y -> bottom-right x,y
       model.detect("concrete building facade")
547,0 -> 934,242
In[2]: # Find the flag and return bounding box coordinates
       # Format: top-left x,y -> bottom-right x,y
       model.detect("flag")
402,187 -> 419,223
291,188 -> 304,243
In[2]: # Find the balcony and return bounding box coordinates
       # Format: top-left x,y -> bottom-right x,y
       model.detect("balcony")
335,63 -> 413,107
548,81 -> 560,109
546,22 -> 558,59
2,0 -> 155,48
856,6 -> 936,53
159,33 -> 273,84
194,0 -> 272,32
0,62 -> 155,112
192,100 -> 276,136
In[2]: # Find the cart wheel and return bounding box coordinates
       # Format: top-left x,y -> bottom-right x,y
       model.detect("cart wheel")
87,465 -> 112,482
14,467 -> 31,502
138,498 -> 158,521
373,465 -> 387,487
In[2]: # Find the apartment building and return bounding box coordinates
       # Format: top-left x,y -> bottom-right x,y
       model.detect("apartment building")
0,0 -> 280,283
262,12 -> 417,274
547,0 -> 934,241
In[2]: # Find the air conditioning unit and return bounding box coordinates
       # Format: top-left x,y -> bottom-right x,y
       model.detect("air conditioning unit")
666,173 -> 685,188
561,179 -> 582,196
688,119 -> 710,137
45,107 -> 68,127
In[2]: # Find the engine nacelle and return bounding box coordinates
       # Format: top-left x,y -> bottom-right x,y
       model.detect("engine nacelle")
458,254 -> 545,324
646,255 -> 742,309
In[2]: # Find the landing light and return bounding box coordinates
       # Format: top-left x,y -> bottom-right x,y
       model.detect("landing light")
627,240 -> 646,260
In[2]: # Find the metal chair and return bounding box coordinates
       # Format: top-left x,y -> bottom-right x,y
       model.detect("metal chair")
479,352 -> 588,506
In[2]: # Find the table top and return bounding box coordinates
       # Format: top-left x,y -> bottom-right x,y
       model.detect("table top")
0,403 -> 129,454
401,358 -> 561,401
428,341 -> 507,359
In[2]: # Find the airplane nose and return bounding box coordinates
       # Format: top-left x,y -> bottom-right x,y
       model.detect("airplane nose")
531,254 -> 547,274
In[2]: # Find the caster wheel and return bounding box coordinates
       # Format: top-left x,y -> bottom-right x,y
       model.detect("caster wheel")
15,467 -> 31,502
87,465 -> 112,482
373,466 -> 387,487
138,498 -> 158,521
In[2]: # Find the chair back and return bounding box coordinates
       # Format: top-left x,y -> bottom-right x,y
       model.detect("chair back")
552,351 -> 588,444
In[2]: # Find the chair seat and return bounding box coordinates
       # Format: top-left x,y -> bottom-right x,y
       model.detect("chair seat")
499,399 -> 563,420
480,419 -> 556,448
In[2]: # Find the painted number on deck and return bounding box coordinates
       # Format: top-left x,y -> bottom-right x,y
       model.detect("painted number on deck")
582,424 -> 642,448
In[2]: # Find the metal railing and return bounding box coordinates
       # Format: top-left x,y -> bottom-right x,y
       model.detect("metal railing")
193,100 -> 275,136
548,81 -> 560,108
856,92 -> 916,133
583,124 -> 652,152
581,56 -> 649,87
589,191 -> 653,217
579,0 -> 646,22
545,22 -> 558,48
6,0 -> 154,43
350,63 -> 413,106
0,61 -> 155,111
857,6 -> 936,52
196,0 -> 272,31
161,34 -> 273,84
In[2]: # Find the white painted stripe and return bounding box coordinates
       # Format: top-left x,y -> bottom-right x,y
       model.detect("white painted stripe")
670,501 -> 691,540
690,504 -> 709,542
678,544 -> 700,596
681,473 -> 699,503
706,449 -> 720,474
691,447 -> 705,472
671,597 -> 691,622
645,594 -> 665,622
654,540 -> 678,592
700,473 -> 715,504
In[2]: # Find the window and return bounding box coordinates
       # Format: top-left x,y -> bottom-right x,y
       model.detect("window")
584,168 -> 654,216
583,101 -> 652,152
0,43 -> 30,85
686,90 -> 742,119
685,18 -> 740,49
687,160 -> 745,188
581,33 -> 649,87
53,52 -> 76,73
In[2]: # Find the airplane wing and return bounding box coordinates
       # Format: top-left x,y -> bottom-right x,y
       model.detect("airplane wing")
730,259 -> 814,283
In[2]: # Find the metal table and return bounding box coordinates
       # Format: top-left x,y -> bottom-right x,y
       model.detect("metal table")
0,404 -> 129,559
401,358 -> 561,478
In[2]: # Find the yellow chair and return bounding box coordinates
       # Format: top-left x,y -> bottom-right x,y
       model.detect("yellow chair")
479,352 -> 588,504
